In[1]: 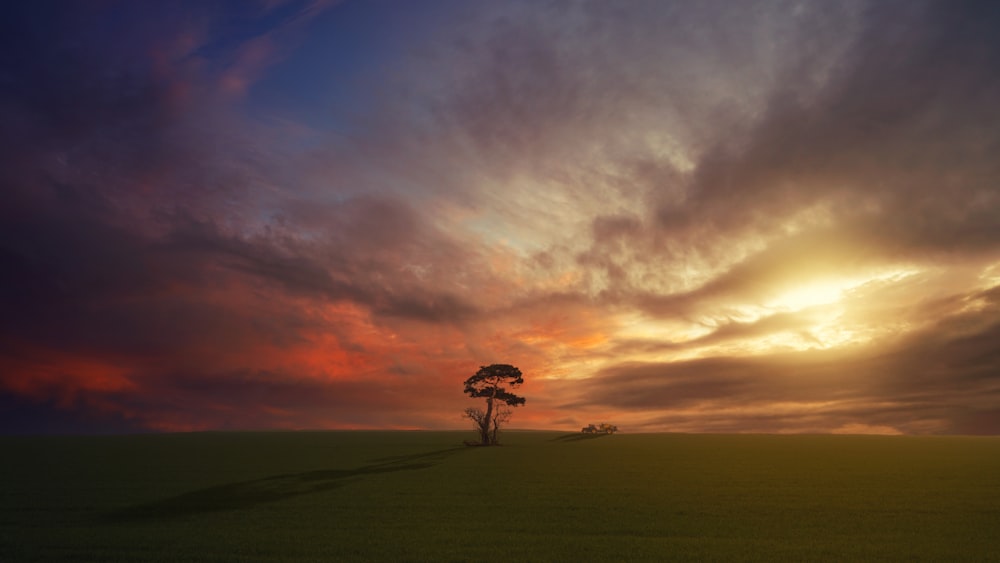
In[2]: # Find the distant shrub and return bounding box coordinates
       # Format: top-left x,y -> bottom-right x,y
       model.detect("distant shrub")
581,423 -> 618,434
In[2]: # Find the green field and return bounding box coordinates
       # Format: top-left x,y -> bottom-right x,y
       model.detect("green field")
2,431 -> 999,561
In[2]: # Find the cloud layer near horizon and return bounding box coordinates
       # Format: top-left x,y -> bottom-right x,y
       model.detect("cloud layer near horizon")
2,0 -> 999,434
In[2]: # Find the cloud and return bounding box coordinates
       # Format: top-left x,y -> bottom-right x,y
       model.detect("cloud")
2,1 -> 1000,434
559,284 -> 1000,434
667,0 -> 1000,253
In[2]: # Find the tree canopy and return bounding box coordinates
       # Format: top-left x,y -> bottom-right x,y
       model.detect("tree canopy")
463,364 -> 525,445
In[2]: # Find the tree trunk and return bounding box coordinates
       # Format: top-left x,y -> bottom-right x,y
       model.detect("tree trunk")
481,393 -> 494,445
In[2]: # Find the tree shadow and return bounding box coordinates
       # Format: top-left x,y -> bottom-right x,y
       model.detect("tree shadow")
107,446 -> 466,522
367,447 -> 469,464
550,433 -> 613,442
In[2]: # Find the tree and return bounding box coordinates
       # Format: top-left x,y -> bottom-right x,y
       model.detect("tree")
463,364 -> 525,445
582,423 -> 618,434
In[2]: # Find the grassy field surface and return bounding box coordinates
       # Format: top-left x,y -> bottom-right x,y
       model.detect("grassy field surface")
1,431 -> 999,561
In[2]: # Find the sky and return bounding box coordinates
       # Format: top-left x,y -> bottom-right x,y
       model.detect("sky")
2,0 -> 1000,435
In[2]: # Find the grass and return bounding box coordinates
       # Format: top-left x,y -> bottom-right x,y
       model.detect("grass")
1,431 -> 999,561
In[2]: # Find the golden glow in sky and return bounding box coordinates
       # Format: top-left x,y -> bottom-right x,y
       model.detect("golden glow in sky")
767,280 -> 849,311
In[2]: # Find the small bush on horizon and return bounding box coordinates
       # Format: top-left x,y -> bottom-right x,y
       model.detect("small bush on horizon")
581,422 -> 618,434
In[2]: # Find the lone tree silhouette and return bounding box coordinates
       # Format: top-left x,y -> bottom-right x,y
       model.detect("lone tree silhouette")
463,364 -> 525,446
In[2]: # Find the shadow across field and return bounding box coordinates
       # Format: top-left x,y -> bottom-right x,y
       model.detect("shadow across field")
108,447 -> 465,522
550,433 -> 613,442
367,447 -> 466,464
